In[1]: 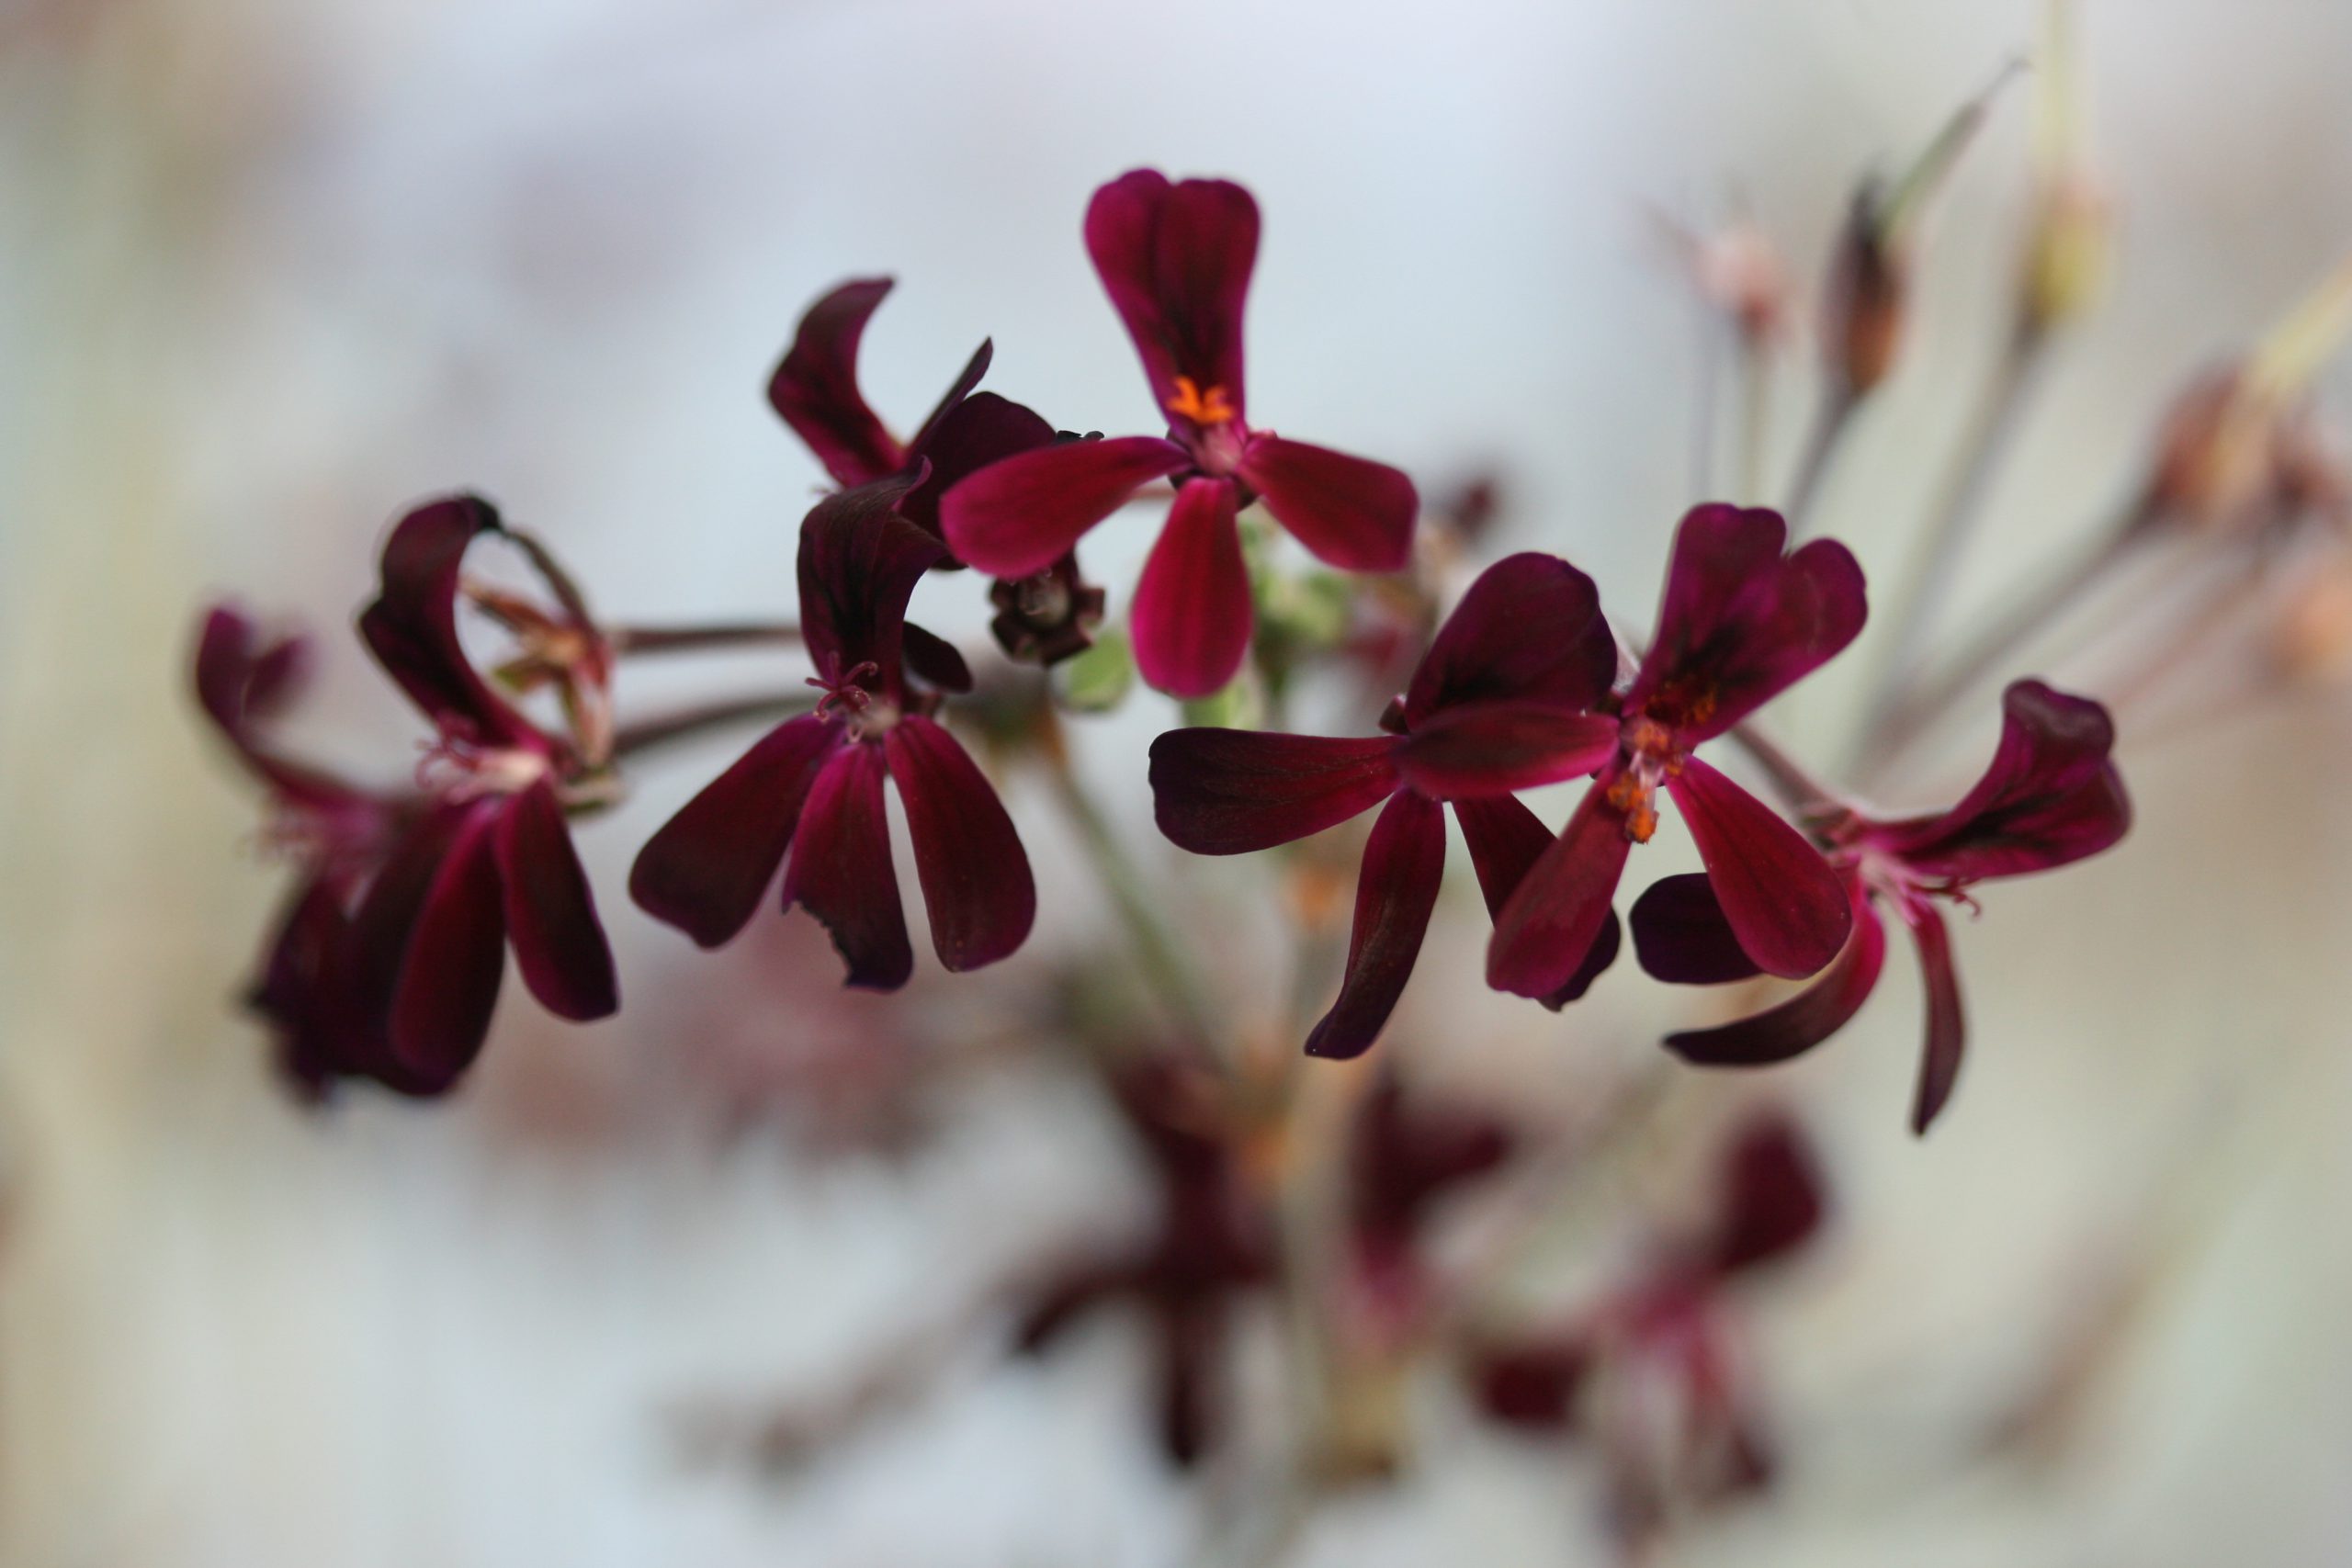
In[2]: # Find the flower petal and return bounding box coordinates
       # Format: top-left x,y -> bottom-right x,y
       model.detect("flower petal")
1149,729 -> 1399,854
899,390 -> 1058,544
357,495 -> 537,748
1236,434 -> 1417,574
1625,504 -> 1866,740
940,434 -> 1189,580
1666,756 -> 1851,979
899,623 -> 974,694
885,714 -> 1035,972
1486,777 -> 1633,1000
1869,680 -> 2130,882
1393,702 -> 1619,800
764,277 -> 908,488
249,874 -> 363,1102
1663,892 -> 1885,1066
1404,552 -> 1615,721
1897,899 -> 1968,1135
796,475 -> 944,688
492,778 -> 617,1021
903,339 -> 994,462
782,743 -> 912,989
1304,789 -> 1446,1059
387,802 -> 510,1086
628,715 -> 841,949
1703,1112 -> 1828,1275
1086,169 -> 1258,419
194,605 -> 368,811
1629,873 -> 1765,985
1131,476 -> 1251,698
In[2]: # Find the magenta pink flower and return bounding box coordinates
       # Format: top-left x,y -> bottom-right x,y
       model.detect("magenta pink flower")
1633,680 -> 2131,1134
1151,553 -> 1625,1056
1487,504 -> 1866,1002
629,478 -> 1035,988
941,170 -> 1420,697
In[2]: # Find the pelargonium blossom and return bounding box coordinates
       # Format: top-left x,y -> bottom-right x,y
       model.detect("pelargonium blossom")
1632,680 -> 2130,1134
1487,504 -> 1866,1001
942,169 -> 1419,697
1151,553 -> 1627,1057
629,478 -> 1035,988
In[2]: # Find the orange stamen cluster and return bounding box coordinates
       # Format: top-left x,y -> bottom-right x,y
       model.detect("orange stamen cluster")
1165,376 -> 1238,425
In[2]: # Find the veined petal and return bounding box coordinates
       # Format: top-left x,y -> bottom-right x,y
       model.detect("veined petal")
1487,777 -> 1633,1000
1451,793 -> 1557,922
1897,899 -> 1968,1135
358,495 -> 537,748
1667,756 -> 1851,979
1663,892 -> 1886,1066
1393,702 -> 1618,800
628,715 -> 842,949
1149,729 -> 1399,854
1086,170 -> 1258,419
1236,435 -> 1417,574
1629,873 -> 1766,985
764,277 -> 908,488
899,391 -> 1057,544
1304,790 -> 1446,1059
940,434 -> 1189,580
387,801 -> 510,1086
885,715 -> 1035,972
1131,476 -> 1251,698
796,475 -> 943,688
1405,553 -> 1615,721
782,743 -> 912,990
492,778 -> 617,1021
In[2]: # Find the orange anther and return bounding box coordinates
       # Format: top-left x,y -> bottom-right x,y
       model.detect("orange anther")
1165,376 -> 1238,425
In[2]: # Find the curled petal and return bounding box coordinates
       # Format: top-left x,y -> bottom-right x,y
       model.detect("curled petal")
1898,899 -> 1968,1135
628,715 -> 841,949
900,623 -> 974,694
885,715 -> 1035,973
940,434 -> 1189,580
765,277 -> 908,488
492,778 -> 617,1021
1666,756 -> 1851,979
1131,476 -> 1251,698
796,475 -> 943,687
1663,892 -> 1886,1066
899,391 -> 1057,543
1305,789 -> 1446,1059
1487,777 -> 1633,1000
1086,170 -> 1258,419
1629,873 -> 1765,985
1393,702 -> 1618,801
387,802 -> 510,1086
1405,553 -> 1615,721
358,495 -> 537,748
1704,1112 -> 1828,1275
903,340 -> 994,463
194,606 -> 366,810
1149,729 -> 1399,854
782,743 -> 912,990
1236,435 -> 1418,574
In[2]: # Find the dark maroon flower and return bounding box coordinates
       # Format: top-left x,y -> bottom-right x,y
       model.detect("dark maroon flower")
1469,1112 -> 1826,1542
1346,1075 -> 1512,1342
942,170 -> 1420,697
1013,1057 -> 1274,1466
630,478 -> 1035,988
1487,504 -> 1865,1001
1151,553 -> 1624,1056
1634,680 -> 2130,1134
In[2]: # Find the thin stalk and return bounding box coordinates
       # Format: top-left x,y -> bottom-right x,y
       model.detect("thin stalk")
1738,332 -> 1774,504
610,691 -> 814,759
1724,719 -> 1845,818
1783,382 -> 1859,535
609,620 -> 801,656
1692,310 -> 1724,498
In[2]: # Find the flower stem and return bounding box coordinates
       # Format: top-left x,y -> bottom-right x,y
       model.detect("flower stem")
609,621 -> 801,656
610,692 -> 814,759
1783,382 -> 1858,535
1738,332 -> 1775,504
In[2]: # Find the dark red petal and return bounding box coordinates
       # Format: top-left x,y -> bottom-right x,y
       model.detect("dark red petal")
1405,553 -> 1615,721
940,434 -> 1189,580
1393,702 -> 1619,801
1474,1337 -> 1594,1431
358,495 -> 537,748
764,277 -> 908,488
1625,505 -> 1866,740
1704,1112 -> 1828,1275
193,605 -> 365,810
1629,873 -> 1766,985
1898,900 -> 1968,1134
899,391 -> 1057,543
492,778 -> 617,1021
387,802 -> 510,1084
1544,908 -> 1621,1010
249,874 -> 361,1101
796,475 -> 944,686
1487,777 -> 1633,1000
1085,169 -> 1258,417
628,715 -> 841,949
782,743 -> 912,989
1869,680 -> 2130,882
1453,794 -> 1623,1008
1663,893 -> 1885,1066
904,339 -> 994,462
899,623 -> 974,694
1236,434 -> 1417,574
885,715 -> 1035,973
1667,756 -> 1851,979
1149,728 -> 1399,854
1304,790 -> 1446,1059
1131,476 -> 1251,699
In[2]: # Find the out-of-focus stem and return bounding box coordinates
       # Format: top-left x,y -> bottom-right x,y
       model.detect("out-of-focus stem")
1783,383 -> 1858,534
1738,333 -> 1774,504
1724,719 -> 1844,818
609,620 -> 801,656
609,691 -> 814,759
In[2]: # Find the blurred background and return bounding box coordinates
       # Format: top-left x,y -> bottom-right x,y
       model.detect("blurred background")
5,0 -> 2352,1563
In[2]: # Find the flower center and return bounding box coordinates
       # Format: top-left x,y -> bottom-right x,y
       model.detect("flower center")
1164,376 -> 1238,426
1605,715 -> 1683,844
808,660 -> 897,738
418,739 -> 551,803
